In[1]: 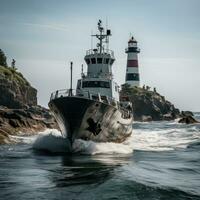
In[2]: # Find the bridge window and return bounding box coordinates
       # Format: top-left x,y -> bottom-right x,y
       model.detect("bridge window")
77,80 -> 81,89
97,58 -> 103,64
126,73 -> 140,81
82,81 -> 110,88
110,59 -> 114,65
100,81 -> 110,88
85,58 -> 90,64
103,58 -> 113,64
91,58 -> 96,64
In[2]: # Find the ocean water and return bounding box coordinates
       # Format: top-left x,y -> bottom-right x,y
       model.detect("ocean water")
0,114 -> 200,200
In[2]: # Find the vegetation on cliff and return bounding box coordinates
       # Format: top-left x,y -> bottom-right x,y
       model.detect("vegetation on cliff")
0,49 -> 37,109
0,49 -> 21,82
0,49 -> 7,67
0,61 -> 38,108
0,65 -> 30,86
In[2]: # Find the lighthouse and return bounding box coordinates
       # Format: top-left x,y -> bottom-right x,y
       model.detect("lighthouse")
125,36 -> 140,87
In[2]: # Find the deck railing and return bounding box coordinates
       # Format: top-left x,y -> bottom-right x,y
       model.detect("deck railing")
81,72 -> 113,79
86,49 -> 114,58
50,89 -> 132,119
50,89 -> 115,104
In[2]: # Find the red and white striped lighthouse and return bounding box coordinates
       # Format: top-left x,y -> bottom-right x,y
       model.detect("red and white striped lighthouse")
125,36 -> 140,87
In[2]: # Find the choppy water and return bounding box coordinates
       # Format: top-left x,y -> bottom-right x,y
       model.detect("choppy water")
0,114 -> 200,200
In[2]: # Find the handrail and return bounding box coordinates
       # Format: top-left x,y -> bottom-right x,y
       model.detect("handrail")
125,47 -> 140,53
50,89 -> 116,103
50,89 -> 132,119
81,72 -> 113,79
86,49 -> 114,58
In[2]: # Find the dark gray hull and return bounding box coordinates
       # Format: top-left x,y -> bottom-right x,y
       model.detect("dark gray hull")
48,97 -> 133,145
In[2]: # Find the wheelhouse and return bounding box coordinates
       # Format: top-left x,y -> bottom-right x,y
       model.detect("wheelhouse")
76,20 -> 119,102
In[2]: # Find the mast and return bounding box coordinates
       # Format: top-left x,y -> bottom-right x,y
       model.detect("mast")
69,61 -> 73,96
91,20 -> 111,54
84,20 -> 115,81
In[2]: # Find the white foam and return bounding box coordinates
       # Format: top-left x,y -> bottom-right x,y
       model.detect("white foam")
10,129 -> 62,144
32,129 -> 71,153
73,139 -> 133,155
17,121 -> 200,154
130,126 -> 200,151
30,129 -> 133,154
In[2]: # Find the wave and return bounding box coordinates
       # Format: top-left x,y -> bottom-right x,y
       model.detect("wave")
31,129 -> 133,155
187,140 -> 200,149
72,139 -> 133,155
32,130 -> 71,153
16,119 -> 200,154
129,125 -> 200,151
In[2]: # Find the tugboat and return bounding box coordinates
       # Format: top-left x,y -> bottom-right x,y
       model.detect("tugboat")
49,20 -> 133,148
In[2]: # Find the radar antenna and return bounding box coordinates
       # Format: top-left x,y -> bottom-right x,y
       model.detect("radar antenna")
92,19 -> 111,54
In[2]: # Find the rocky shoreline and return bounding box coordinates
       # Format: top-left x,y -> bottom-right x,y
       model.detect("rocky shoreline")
121,84 -> 181,121
0,106 -> 58,144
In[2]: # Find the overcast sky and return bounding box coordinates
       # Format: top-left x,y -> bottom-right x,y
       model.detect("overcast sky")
0,0 -> 200,111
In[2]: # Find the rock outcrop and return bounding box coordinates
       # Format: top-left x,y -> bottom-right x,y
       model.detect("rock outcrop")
178,111 -> 198,124
181,111 -> 194,117
0,106 -> 58,144
0,64 -> 58,144
0,65 -> 37,108
178,115 -> 199,124
121,85 -> 180,121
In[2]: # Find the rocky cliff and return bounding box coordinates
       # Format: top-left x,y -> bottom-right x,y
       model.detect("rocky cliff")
0,65 -> 37,108
0,65 -> 58,144
121,85 -> 180,121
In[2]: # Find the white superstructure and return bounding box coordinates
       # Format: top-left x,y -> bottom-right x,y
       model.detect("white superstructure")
76,20 -> 119,102
125,37 -> 140,87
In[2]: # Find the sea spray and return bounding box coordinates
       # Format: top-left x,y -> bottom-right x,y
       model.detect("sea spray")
132,122 -> 200,151
72,139 -> 133,155
32,129 -> 71,153
29,120 -> 200,154
32,129 -> 133,154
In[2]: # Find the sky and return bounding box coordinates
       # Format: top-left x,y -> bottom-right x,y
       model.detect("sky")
0,0 -> 200,111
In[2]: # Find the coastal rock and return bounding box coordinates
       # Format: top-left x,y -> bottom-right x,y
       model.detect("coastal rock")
0,130 -> 11,144
0,106 -> 59,144
181,111 -> 194,117
163,113 -> 174,121
121,85 -> 180,121
178,116 -> 199,124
